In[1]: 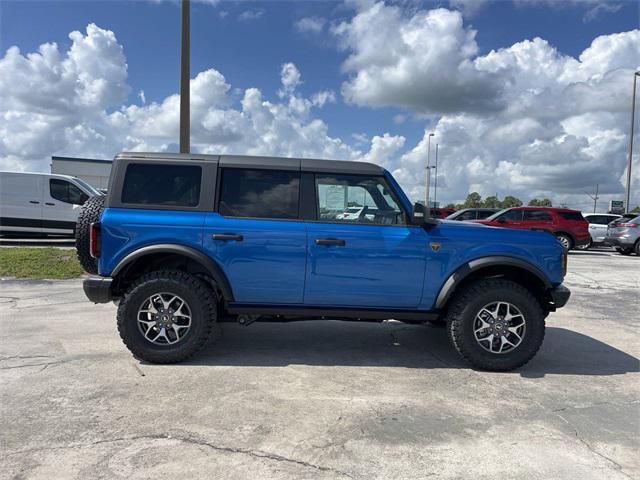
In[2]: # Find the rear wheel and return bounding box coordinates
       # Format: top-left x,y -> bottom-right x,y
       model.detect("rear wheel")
616,247 -> 633,256
117,270 -> 220,363
555,233 -> 573,251
445,278 -> 545,371
635,241 -> 640,256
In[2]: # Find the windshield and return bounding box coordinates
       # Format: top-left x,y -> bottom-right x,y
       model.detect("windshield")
73,177 -> 101,196
485,208 -> 510,221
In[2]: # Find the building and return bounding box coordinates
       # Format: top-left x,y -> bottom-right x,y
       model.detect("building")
50,156 -> 113,190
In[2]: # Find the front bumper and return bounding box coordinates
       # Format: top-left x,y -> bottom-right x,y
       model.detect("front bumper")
549,284 -> 571,310
83,276 -> 114,303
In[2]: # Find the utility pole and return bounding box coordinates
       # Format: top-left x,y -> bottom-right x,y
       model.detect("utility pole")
434,144 -> 439,207
584,184 -> 599,213
425,133 -> 434,216
625,71 -> 639,213
179,0 -> 190,154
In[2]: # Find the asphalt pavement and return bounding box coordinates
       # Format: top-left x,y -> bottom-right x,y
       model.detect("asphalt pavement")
0,250 -> 638,479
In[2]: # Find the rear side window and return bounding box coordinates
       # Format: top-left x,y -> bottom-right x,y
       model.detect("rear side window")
121,164 -> 201,207
50,179 -> 88,205
218,169 -> 300,219
524,210 -> 552,221
558,211 -> 584,221
457,210 -> 477,221
497,209 -> 523,221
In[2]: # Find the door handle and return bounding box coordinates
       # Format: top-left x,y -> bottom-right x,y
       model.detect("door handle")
45,202 -> 55,206
212,233 -> 243,241
315,238 -> 346,246
29,200 -> 40,204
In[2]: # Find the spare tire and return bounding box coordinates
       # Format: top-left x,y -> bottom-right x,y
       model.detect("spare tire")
75,195 -> 105,274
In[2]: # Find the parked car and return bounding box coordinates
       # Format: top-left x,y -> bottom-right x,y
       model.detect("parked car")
582,213 -> 621,248
78,152 -> 569,371
473,207 -> 590,251
604,214 -> 640,255
429,207 -> 456,219
339,206 -> 375,222
0,171 -> 100,237
446,208 -> 500,221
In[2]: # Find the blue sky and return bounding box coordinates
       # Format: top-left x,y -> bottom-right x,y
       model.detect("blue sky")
1,0 -> 638,208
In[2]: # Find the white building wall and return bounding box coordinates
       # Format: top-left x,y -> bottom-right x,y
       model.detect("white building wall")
51,157 -> 113,189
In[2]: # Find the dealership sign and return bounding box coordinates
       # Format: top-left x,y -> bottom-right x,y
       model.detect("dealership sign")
609,200 -> 625,214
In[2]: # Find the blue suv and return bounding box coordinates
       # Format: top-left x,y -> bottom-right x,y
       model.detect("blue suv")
78,153 -> 570,371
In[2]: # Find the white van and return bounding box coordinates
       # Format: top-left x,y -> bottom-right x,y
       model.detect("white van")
0,172 -> 100,237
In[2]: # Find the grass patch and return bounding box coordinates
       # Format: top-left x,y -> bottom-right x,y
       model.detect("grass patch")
0,247 -> 84,279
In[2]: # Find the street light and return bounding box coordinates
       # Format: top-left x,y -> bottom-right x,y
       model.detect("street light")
179,0 -> 190,154
624,71 -> 639,213
426,133 -> 434,216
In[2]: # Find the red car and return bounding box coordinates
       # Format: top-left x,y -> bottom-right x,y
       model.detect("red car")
473,207 -> 590,250
430,207 -> 456,219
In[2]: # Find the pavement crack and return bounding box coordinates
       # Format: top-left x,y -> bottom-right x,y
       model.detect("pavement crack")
0,355 -> 53,361
5,433 -> 356,479
552,400 -> 640,412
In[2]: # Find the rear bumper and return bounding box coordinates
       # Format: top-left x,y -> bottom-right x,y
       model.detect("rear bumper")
549,284 -> 571,310
573,236 -> 591,248
604,237 -> 634,248
83,276 -> 113,304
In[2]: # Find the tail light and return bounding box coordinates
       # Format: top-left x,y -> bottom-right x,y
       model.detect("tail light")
89,222 -> 101,258
617,223 -> 638,228
561,250 -> 567,276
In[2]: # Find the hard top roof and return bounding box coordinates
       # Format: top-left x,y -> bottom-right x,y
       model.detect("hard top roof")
115,152 -> 384,175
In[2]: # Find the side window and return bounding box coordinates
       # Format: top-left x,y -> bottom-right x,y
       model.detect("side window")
476,210 -> 495,219
50,179 -> 88,205
121,164 -> 201,207
315,174 -> 404,225
524,210 -> 552,221
218,169 -> 300,219
458,210 -> 477,221
497,209 -> 523,222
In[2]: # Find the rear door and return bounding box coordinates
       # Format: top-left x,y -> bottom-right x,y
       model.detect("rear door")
203,166 -> 307,304
493,208 -> 524,228
44,178 -> 90,233
0,173 -> 43,234
586,215 -> 609,243
522,209 -> 553,232
303,173 -> 426,308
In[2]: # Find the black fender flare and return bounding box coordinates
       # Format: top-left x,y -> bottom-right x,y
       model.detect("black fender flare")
434,256 -> 551,309
111,244 -> 234,301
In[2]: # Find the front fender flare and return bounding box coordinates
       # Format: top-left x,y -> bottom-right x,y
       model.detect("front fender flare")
434,256 -> 551,309
111,243 -> 234,301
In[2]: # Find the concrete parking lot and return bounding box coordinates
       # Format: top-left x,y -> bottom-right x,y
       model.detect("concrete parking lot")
1,250 -> 638,479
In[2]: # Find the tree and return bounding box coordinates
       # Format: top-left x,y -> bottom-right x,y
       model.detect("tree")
445,203 -> 456,209
528,198 -> 552,207
631,205 -> 640,213
501,196 -> 523,208
463,192 -> 482,208
483,195 -> 501,208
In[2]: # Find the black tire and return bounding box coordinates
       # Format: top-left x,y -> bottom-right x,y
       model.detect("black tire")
555,233 -> 573,251
117,270 -> 220,363
445,278 -> 545,371
75,195 -> 105,274
635,241 -> 640,256
617,247 -> 633,256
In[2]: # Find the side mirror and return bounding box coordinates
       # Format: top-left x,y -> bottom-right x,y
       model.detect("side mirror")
412,202 -> 439,226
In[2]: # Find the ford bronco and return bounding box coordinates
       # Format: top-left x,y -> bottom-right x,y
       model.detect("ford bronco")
78,152 -> 570,371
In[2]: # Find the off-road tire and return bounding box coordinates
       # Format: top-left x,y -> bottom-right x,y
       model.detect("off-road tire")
117,270 -> 220,363
445,278 -> 545,371
555,233 -> 573,251
75,195 -> 105,274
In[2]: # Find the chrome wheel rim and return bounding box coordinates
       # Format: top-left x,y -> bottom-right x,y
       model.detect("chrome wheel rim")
473,302 -> 526,354
137,293 -> 192,345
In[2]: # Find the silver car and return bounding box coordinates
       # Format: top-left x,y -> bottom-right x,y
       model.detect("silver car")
604,214 -> 640,255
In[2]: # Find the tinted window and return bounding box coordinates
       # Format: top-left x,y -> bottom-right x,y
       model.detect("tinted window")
121,164 -> 201,207
524,210 -> 552,221
559,211 -> 584,221
316,174 -> 404,225
219,169 -> 299,219
50,179 -> 88,205
497,209 -> 523,222
457,210 -> 477,221
476,210 -> 495,219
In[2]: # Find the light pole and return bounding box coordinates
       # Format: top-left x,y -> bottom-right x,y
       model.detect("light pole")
434,143 -> 439,207
179,0 -> 190,154
625,71 -> 639,213
426,133 -> 434,216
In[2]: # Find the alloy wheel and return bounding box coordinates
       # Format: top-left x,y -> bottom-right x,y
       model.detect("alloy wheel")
137,293 -> 192,345
473,301 -> 526,354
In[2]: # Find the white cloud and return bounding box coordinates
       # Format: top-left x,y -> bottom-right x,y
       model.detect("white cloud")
295,17 -> 327,34
448,0 -> 490,17
238,9 -> 265,21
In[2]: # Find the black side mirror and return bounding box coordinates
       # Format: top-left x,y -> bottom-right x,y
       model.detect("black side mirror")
412,202 -> 439,226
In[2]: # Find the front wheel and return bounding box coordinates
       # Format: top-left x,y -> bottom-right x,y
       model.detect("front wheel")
117,270 -> 220,363
445,279 -> 545,371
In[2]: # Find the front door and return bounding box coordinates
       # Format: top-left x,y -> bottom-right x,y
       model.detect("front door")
204,167 -> 307,304
303,174 -> 426,308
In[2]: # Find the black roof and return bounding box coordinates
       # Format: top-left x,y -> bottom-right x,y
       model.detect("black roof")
115,152 -> 384,175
